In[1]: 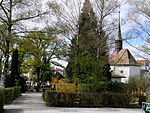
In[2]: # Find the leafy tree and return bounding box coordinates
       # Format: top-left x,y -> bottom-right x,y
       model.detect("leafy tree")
0,0 -> 59,87
127,75 -> 150,92
19,31 -> 65,91
66,0 -> 111,92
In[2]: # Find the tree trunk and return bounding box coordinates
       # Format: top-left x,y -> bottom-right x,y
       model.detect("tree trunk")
0,53 -> 2,76
36,67 -> 40,92
0,41 -> 9,87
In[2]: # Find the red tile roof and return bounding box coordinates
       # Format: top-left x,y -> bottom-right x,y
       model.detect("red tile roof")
109,49 -> 139,66
54,68 -> 64,71
137,60 -> 148,65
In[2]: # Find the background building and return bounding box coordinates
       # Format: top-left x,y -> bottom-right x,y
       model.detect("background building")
137,60 -> 150,76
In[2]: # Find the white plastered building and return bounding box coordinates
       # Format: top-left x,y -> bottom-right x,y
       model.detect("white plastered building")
109,13 -> 140,83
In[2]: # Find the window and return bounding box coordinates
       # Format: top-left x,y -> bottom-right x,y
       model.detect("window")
120,70 -> 123,73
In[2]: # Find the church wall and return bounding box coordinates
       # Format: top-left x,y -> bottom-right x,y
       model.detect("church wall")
129,66 -> 141,76
110,66 -> 130,83
111,78 -> 121,82
110,66 -> 141,83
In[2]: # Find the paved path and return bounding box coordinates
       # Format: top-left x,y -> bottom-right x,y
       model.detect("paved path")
4,92 -> 142,113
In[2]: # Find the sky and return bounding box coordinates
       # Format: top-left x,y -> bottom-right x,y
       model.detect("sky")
119,0 -> 149,61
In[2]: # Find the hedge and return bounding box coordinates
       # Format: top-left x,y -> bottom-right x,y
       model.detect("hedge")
43,91 -> 134,107
101,93 -> 131,107
0,86 -> 21,111
0,88 -> 4,111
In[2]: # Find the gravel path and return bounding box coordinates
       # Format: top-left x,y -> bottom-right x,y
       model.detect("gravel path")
4,92 -> 142,113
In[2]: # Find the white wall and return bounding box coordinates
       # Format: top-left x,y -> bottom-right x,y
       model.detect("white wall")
110,65 -> 140,83
111,78 -> 121,82
129,66 -> 140,76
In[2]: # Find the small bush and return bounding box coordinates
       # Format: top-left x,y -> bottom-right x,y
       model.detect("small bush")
51,78 -> 77,93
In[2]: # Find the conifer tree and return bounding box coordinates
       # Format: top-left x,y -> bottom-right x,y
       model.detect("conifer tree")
10,49 -> 19,86
66,0 -> 111,90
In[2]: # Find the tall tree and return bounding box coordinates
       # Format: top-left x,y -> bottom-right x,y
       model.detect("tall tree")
10,49 -> 19,87
66,0 -> 111,92
0,0 -> 58,87
19,31 -> 65,91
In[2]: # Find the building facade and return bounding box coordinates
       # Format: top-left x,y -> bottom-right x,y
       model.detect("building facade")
137,60 -> 150,76
109,13 -> 140,83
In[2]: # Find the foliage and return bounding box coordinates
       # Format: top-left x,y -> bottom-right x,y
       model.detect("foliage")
51,77 -> 77,93
0,86 -> 21,107
127,75 -> 150,92
0,88 -> 4,111
55,72 -> 64,80
43,91 -> 102,107
0,56 -> 2,79
5,49 -> 25,88
5,75 -> 14,88
139,96 -> 146,105
43,91 -> 131,107
107,82 -> 127,93
10,49 -> 19,87
17,76 -> 28,93
41,66 -> 54,83
101,93 -> 130,107
0,0 -> 52,87
18,31 -> 65,92
147,91 -> 150,103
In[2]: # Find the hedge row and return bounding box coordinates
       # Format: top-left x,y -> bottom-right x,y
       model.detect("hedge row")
101,93 -> 130,107
0,86 -> 21,111
43,91 -> 132,107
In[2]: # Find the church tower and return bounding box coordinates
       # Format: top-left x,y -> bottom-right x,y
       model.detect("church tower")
109,12 -> 140,83
115,12 -> 122,54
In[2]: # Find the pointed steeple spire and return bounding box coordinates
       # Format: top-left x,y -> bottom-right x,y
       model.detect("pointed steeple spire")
118,11 -> 122,40
115,11 -> 123,54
